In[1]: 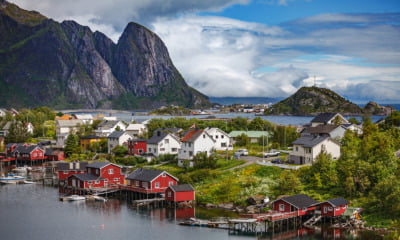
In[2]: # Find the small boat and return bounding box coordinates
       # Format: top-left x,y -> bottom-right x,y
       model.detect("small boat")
0,175 -> 26,184
23,180 -> 36,184
12,166 -> 32,173
93,195 -> 107,202
61,195 -> 86,201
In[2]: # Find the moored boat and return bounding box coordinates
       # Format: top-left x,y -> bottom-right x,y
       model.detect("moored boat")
61,195 -> 86,201
0,175 -> 26,184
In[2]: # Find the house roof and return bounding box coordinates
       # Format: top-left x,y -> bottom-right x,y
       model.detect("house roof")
126,168 -> 177,182
57,161 -> 88,171
86,161 -> 117,169
147,131 -> 169,144
292,135 -> 330,148
204,127 -> 229,137
229,131 -> 270,138
126,124 -> 146,131
70,173 -> 104,181
56,119 -> 84,127
108,131 -> 126,139
169,184 -> 194,192
97,120 -> 120,129
310,112 -> 348,124
275,194 -> 318,209
302,125 -> 341,134
6,143 -> 16,148
14,145 -> 42,154
311,197 -> 349,207
181,129 -> 203,142
74,114 -> 93,120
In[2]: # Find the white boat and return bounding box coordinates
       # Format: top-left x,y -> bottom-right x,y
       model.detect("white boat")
0,175 -> 26,184
93,195 -> 107,202
12,166 -> 32,173
65,195 -> 86,201
23,180 -> 36,184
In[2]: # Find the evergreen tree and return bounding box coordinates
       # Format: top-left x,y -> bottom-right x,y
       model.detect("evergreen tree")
64,134 -> 80,157
5,121 -> 30,143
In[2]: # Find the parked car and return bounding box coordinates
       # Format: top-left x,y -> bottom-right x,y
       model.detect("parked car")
234,149 -> 248,156
264,150 -> 280,157
271,158 -> 283,164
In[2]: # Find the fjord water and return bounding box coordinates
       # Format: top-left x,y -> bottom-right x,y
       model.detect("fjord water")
0,184 -> 382,240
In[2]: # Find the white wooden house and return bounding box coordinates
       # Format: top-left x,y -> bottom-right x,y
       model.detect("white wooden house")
146,130 -> 181,157
94,120 -> 126,137
204,127 -> 233,151
55,119 -> 84,147
178,129 -> 215,167
107,131 -> 132,153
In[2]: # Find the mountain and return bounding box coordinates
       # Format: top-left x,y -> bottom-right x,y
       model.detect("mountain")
0,0 -> 210,109
266,86 -> 363,115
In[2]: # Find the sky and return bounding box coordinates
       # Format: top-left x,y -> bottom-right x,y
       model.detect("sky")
10,0 -> 400,103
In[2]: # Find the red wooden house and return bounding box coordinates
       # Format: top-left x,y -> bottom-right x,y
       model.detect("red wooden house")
127,139 -> 147,155
45,148 -> 65,161
272,194 -> 318,216
125,168 -> 178,194
311,197 -> 349,217
68,174 -> 106,189
66,161 -> 124,189
165,184 -> 195,202
12,145 -> 46,165
86,162 -> 125,185
57,161 -> 88,181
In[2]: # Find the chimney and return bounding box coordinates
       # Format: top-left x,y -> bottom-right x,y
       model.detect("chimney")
157,131 -> 161,136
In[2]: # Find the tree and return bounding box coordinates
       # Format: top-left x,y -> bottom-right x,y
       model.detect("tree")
273,170 -> 302,196
235,133 -> 249,147
112,145 -> 128,157
5,121 -> 30,143
193,152 -> 217,169
64,134 -> 80,157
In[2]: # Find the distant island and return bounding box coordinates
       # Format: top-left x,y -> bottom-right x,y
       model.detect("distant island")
265,86 -> 393,116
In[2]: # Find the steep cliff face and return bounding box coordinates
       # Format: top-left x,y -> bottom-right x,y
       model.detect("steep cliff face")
267,86 -> 363,115
0,1 -> 210,109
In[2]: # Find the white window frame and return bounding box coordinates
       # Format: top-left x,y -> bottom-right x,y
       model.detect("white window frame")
279,204 -> 285,211
155,182 -> 160,189
108,169 -> 114,174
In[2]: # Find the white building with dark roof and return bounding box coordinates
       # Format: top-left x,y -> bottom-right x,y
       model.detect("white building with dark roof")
178,129 -> 215,167
146,130 -> 181,157
310,113 -> 349,127
289,135 -> 341,165
107,131 -> 132,153
204,127 -> 233,151
94,120 -> 126,137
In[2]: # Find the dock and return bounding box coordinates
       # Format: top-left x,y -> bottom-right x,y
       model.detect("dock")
132,198 -> 165,207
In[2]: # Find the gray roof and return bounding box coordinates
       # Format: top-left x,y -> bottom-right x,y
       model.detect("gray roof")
86,161 -> 115,169
302,125 -> 340,135
169,184 -> 194,192
6,143 -> 16,148
311,113 -> 338,123
126,168 -> 177,182
292,136 -> 329,147
14,145 -> 42,154
327,197 -> 349,207
97,120 -> 120,129
70,174 -> 104,181
276,194 -> 318,209
147,132 -> 169,144
57,162 -> 88,171
108,131 -> 125,139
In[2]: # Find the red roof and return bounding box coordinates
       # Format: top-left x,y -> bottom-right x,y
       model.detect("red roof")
181,129 -> 203,142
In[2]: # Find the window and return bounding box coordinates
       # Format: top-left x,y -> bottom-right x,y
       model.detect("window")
88,181 -> 92,184
203,134 -> 206,138
328,207 -> 333,211
216,135 -> 219,139
302,208 -> 307,212
143,182 -> 148,189
188,143 -> 192,147
33,153 -> 37,157
169,181 -> 174,186
96,169 -> 99,175
148,148 -> 152,152
168,191 -> 172,197
155,182 -> 160,188
104,179 -> 108,182
165,139 -> 169,144
160,148 -> 165,152
63,171 -> 68,174
336,207 -> 340,211
295,146 -> 298,151
221,135 -> 224,139
221,143 -> 226,147
108,169 -> 114,174
135,180 -> 139,186
162,173 -> 166,177
189,151 -> 193,157
279,204 -> 285,211
171,148 -> 177,152
138,149 -> 143,153
95,180 -> 100,184
114,178 -> 119,182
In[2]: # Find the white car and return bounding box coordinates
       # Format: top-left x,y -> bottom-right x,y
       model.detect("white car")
264,150 -> 280,157
235,149 -> 249,156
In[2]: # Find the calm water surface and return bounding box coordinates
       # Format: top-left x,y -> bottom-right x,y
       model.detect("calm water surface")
0,184 -> 383,240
